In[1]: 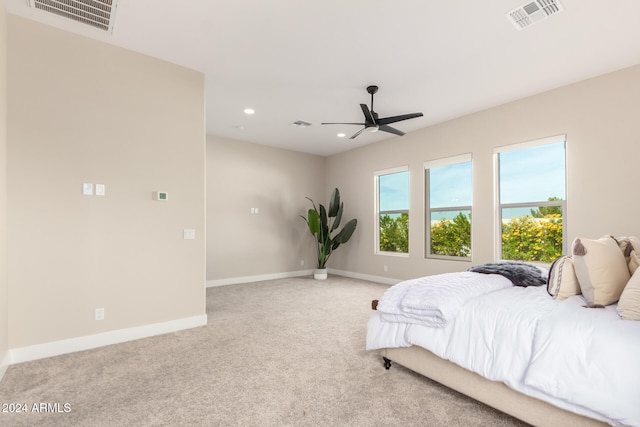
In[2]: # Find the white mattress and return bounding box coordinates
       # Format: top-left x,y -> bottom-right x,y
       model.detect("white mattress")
367,283 -> 640,426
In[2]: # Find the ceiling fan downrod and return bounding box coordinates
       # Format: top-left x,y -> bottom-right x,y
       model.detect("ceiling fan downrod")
367,85 -> 378,115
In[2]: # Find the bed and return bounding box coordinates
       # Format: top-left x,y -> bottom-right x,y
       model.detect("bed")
367,238 -> 640,427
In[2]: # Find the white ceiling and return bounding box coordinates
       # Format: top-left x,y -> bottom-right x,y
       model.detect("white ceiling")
6,0 -> 640,156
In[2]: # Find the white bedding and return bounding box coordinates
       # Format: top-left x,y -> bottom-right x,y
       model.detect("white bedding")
525,295 -> 640,426
367,277 -> 640,426
376,271 -> 512,327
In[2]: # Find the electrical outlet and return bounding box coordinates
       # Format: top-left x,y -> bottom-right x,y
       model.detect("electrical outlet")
300,259 -> 304,266
383,265 -> 388,272
95,308 -> 105,321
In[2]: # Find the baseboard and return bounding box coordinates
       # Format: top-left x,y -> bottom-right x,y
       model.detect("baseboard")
9,314 -> 207,365
0,351 -> 9,383
206,270 -> 314,287
328,269 -> 401,285
207,269 -> 400,287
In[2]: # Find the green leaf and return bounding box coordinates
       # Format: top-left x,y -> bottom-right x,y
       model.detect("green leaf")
319,204 -> 328,226
328,188 -> 340,217
331,202 -> 343,232
306,209 -> 320,236
334,218 -> 357,244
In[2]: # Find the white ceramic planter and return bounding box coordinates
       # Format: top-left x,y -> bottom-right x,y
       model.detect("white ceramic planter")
314,268 -> 328,280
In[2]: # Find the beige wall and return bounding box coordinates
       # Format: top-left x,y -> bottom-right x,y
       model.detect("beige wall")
206,136 -> 324,282
4,8 -> 638,354
0,0 -> 9,366
326,65 -> 640,281
7,16 -> 206,348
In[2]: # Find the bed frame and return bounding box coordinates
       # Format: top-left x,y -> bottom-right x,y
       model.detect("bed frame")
380,346 -> 607,427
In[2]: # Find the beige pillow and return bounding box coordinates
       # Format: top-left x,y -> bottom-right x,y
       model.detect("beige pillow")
547,256 -> 581,299
618,268 -> 640,320
627,236 -> 640,275
629,250 -> 640,275
607,235 -> 632,261
572,236 -> 630,305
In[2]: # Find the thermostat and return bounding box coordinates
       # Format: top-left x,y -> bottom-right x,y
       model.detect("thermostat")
153,192 -> 168,201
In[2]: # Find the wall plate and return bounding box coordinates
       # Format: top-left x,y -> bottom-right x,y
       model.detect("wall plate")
153,191 -> 168,201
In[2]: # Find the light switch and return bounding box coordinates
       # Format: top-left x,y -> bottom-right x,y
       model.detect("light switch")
83,183 -> 93,196
95,184 -> 105,196
183,229 -> 196,240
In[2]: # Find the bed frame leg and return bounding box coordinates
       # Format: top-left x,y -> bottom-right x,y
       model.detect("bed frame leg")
383,356 -> 392,370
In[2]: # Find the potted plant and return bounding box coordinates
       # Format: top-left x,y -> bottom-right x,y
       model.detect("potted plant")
301,188 -> 357,279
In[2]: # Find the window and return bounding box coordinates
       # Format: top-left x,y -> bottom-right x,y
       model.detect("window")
375,167 -> 409,254
495,135 -> 566,262
425,154 -> 472,259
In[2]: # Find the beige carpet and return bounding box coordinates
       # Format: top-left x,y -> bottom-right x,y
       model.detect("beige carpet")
0,275 -> 529,426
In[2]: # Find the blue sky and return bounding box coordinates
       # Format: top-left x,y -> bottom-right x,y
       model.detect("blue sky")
429,162 -> 472,208
379,141 -> 565,213
499,141 -> 566,204
379,171 -> 409,211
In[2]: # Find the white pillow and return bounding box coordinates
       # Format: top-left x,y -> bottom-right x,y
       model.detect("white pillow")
618,268 -> 640,320
572,236 -> 630,306
547,256 -> 580,299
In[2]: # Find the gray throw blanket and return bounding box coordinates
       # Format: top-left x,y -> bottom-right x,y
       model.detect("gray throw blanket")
467,262 -> 546,287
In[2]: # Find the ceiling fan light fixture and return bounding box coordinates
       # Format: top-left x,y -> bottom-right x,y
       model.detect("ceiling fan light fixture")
368,125 -> 379,133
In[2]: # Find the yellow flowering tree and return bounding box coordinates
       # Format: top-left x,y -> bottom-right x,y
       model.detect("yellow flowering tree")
501,214 -> 562,262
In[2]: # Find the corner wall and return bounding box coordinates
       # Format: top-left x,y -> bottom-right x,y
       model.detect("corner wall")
326,65 -> 640,281
0,0 -> 9,377
7,16 -> 206,353
206,136 -> 324,283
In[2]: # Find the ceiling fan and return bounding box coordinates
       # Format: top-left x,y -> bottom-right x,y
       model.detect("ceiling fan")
322,85 -> 423,139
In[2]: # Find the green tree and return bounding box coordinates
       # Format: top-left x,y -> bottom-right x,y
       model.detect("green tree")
530,197 -> 563,218
430,212 -> 471,257
380,213 -> 409,252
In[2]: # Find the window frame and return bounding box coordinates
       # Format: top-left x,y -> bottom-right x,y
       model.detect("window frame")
493,134 -> 567,262
424,153 -> 473,261
374,165 -> 410,257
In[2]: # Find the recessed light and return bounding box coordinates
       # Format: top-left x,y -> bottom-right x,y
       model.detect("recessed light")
244,108 -> 255,115
337,133 -> 346,138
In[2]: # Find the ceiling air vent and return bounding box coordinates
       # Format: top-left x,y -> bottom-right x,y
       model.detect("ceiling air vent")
290,120 -> 312,128
506,0 -> 563,30
27,0 -> 118,32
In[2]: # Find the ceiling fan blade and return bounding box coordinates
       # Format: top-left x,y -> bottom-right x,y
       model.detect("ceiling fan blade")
377,112 -> 423,126
379,125 -> 405,136
321,122 -> 366,126
360,104 -> 376,124
349,128 -> 367,139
